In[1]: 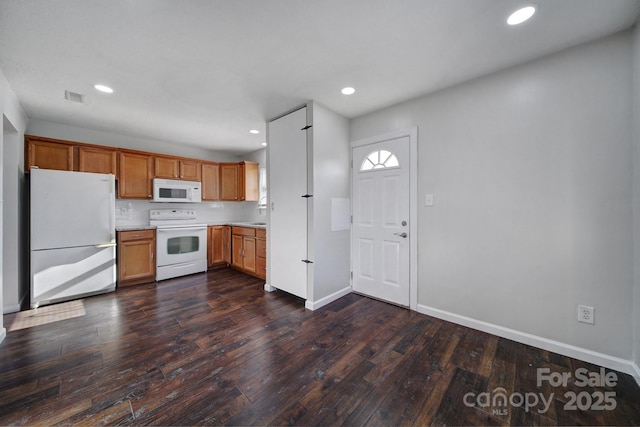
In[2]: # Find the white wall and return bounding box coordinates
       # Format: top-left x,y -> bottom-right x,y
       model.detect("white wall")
633,24 -> 640,377
308,102 -> 351,302
27,119 -> 240,163
351,32 -> 634,365
1,66 -> 28,330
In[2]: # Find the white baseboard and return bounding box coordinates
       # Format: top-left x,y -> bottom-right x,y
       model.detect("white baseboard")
3,303 -> 21,314
0,327 -> 6,344
417,304 -> 640,386
305,286 -> 352,311
3,294 -> 26,314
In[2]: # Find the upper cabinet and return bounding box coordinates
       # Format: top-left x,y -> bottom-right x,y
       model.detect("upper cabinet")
155,156 -> 201,181
220,163 -> 239,201
118,151 -> 153,199
220,161 -> 259,201
201,162 -> 220,201
154,156 -> 180,179
26,136 -> 74,171
78,146 -> 117,175
179,159 -> 201,181
24,135 -> 260,202
239,161 -> 259,201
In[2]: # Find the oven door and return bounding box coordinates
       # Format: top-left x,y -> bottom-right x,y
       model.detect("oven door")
156,225 -> 207,267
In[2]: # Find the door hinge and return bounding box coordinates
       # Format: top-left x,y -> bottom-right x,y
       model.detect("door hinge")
350,271 -> 353,279
301,259 -> 313,264
350,215 -> 353,224
301,125 -> 312,131
301,194 -> 313,198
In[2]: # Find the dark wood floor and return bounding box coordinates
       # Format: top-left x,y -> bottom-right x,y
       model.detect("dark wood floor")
1,268 -> 639,426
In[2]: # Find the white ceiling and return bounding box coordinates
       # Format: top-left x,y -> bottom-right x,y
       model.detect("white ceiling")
1,0 -> 639,155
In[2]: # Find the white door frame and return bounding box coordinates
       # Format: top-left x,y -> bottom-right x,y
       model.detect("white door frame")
351,127 -> 418,311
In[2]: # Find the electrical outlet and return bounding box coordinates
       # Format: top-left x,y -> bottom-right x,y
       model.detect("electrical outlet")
578,305 -> 595,324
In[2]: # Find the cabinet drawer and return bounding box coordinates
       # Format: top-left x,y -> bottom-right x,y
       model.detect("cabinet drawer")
232,227 -> 255,237
119,229 -> 155,242
256,238 -> 266,258
256,228 -> 266,239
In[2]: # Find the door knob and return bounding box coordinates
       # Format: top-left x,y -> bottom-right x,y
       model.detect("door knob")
394,232 -> 408,238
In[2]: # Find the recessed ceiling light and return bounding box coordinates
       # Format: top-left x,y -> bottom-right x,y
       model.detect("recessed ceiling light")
249,129 -> 260,134
261,142 -> 267,146
507,6 -> 536,25
341,87 -> 355,95
94,84 -> 114,93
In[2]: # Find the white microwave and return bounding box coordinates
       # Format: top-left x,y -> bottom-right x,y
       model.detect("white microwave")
152,178 -> 202,203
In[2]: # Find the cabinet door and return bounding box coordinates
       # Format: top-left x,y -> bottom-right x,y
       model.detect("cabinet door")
207,226 -> 214,267
220,163 -> 239,201
117,230 -> 156,286
208,226 -> 226,266
222,226 -> 231,264
201,163 -> 220,201
27,138 -> 73,171
78,147 -> 117,175
256,237 -> 266,259
243,237 -> 256,273
256,256 -> 266,279
119,240 -> 155,285
231,234 -> 244,268
240,161 -> 259,201
154,157 -> 180,179
180,160 -> 201,181
118,152 -> 153,199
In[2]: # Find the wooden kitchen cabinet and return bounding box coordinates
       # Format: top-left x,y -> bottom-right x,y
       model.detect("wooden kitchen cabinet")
118,151 -> 153,199
231,227 -> 257,275
201,162 -> 220,201
78,146 -> 117,175
26,136 -> 74,171
220,161 -> 259,201
24,134 -> 259,203
208,225 -> 230,268
239,161 -> 259,201
155,156 -> 201,181
220,163 -> 239,201
179,159 -> 201,181
154,156 -> 180,179
256,228 -> 266,279
117,229 -> 156,286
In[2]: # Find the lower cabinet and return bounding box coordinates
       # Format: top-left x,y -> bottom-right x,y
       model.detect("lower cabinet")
208,225 -> 231,268
232,227 -> 256,274
230,226 -> 266,279
117,229 -> 156,286
256,229 -> 266,279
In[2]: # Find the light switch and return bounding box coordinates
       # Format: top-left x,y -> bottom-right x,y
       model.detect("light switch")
425,194 -> 434,207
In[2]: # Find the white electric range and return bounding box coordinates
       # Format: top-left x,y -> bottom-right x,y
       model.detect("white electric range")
150,209 -> 208,281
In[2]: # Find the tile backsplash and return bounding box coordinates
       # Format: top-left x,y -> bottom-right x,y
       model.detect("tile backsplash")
115,199 -> 266,227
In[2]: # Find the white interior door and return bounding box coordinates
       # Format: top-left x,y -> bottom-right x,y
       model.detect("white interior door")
267,107 -> 308,299
352,136 -> 410,306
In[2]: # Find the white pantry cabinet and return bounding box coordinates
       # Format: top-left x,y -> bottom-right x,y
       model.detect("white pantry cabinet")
266,102 -> 351,308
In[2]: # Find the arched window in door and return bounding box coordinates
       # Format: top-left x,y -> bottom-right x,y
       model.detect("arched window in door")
360,149 -> 399,171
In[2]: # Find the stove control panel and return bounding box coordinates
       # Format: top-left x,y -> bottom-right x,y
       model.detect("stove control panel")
150,209 -> 197,221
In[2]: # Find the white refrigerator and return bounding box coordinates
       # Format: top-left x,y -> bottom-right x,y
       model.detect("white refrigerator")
30,168 -> 117,308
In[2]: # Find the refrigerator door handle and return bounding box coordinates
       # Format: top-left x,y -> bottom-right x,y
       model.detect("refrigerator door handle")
95,242 -> 117,248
